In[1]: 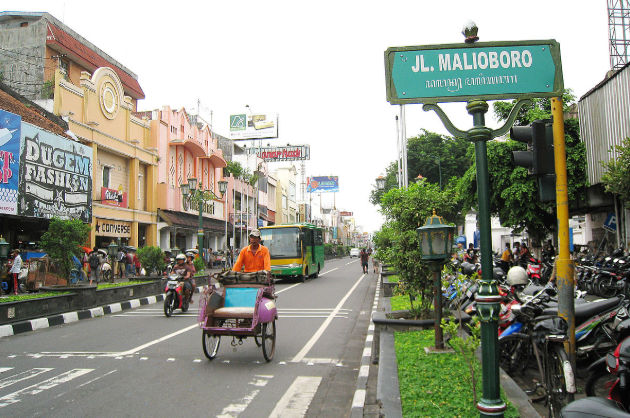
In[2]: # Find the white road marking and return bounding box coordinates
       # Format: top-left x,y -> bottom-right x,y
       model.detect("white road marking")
0,368 -> 13,374
269,376 -> 322,418
116,323 -> 199,356
0,369 -> 93,408
0,368 -> 53,389
76,369 -> 117,388
291,274 -> 365,363
217,375 -> 271,417
275,283 -> 300,294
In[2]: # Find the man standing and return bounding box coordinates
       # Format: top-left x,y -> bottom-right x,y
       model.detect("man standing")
88,247 -> 101,285
116,248 -> 126,279
359,248 -> 369,274
9,249 -> 21,295
233,230 -> 271,280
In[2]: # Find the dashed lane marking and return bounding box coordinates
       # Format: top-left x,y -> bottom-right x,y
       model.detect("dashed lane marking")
0,369 -> 93,408
269,376 -> 322,418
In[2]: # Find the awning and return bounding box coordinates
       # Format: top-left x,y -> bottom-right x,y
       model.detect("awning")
158,209 -> 230,234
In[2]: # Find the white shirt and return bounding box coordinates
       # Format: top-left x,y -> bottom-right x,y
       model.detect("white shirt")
10,254 -> 22,274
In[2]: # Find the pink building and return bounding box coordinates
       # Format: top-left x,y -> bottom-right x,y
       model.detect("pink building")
146,106 -> 228,253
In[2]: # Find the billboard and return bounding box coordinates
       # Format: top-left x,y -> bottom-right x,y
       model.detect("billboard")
19,123 -> 93,222
248,145 -> 310,162
339,211 -> 353,217
307,176 -> 339,193
229,112 -> 279,140
0,110 -> 21,215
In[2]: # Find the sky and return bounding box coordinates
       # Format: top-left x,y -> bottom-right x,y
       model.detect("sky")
14,1 -> 613,233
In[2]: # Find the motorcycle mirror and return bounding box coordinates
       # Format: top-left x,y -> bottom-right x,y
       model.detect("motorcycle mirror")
606,352 -> 619,373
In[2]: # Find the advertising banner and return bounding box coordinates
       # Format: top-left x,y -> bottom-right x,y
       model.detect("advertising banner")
19,123 -> 93,222
307,176 -> 339,193
339,211 -> 353,217
95,219 -> 131,238
100,187 -> 127,208
229,113 -> 279,140
248,145 -> 310,162
0,110 -> 21,215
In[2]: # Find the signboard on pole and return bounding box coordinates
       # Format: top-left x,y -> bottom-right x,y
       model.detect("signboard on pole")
385,40 -> 563,104
307,176 -> 339,193
229,112 -> 278,140
247,145 -> 310,162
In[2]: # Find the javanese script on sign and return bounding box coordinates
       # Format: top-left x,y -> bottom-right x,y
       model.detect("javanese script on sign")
385,40 -> 563,104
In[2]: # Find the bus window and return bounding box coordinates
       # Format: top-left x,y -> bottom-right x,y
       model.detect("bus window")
260,227 -> 301,259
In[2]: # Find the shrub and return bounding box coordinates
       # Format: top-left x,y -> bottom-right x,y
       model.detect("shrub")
137,246 -> 166,275
40,218 -> 90,277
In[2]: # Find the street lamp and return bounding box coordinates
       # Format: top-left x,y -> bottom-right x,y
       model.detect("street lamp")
218,179 -> 229,256
180,177 -> 225,265
416,210 -> 454,350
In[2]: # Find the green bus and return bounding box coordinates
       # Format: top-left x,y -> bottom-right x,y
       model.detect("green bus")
260,223 -> 325,281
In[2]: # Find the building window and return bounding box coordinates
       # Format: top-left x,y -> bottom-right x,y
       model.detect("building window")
102,166 -> 111,189
59,59 -> 69,76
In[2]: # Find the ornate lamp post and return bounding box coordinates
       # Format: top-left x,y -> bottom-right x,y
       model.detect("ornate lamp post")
218,179 -> 229,255
416,211 -> 454,349
375,175 -> 386,191
180,177 -> 226,263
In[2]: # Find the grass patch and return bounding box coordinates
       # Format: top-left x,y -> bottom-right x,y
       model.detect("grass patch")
386,274 -> 399,282
0,292 -> 72,303
395,330 -> 519,417
97,280 -> 150,290
390,294 -> 411,311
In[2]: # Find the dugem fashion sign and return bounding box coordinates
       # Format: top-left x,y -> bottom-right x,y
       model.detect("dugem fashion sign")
385,40 -> 563,104
19,123 -> 93,222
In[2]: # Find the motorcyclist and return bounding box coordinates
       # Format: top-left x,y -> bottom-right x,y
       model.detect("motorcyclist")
185,252 -> 197,301
172,253 -> 193,302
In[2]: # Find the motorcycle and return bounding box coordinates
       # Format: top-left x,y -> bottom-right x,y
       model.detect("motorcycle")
561,336 -> 630,417
163,273 -> 192,317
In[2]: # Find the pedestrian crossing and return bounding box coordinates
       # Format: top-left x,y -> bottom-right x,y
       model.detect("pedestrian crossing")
111,307 -> 352,319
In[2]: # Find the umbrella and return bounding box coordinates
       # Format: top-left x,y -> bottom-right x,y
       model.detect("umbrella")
81,246 -> 92,254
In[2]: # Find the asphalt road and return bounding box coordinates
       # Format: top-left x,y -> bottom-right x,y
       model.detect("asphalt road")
0,257 -> 377,417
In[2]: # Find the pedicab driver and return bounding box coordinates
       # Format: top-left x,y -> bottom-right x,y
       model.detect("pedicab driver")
232,229 -> 271,280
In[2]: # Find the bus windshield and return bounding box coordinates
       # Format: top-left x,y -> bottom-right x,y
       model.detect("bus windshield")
260,227 -> 301,259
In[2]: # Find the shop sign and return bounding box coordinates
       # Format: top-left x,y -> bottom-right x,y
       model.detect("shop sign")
0,110 -> 21,215
307,176 -> 339,193
100,187 -> 127,208
248,145 -> 310,162
95,219 -> 131,237
19,123 -> 92,222
339,211 -> 353,217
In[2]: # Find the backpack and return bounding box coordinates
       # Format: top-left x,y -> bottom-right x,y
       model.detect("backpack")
89,252 -> 100,269
117,251 -> 125,262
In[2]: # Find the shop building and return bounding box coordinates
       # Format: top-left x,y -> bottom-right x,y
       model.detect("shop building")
145,106 -> 227,253
0,12 -> 157,249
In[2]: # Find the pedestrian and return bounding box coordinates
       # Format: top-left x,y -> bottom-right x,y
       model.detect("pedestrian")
513,242 -> 521,265
359,248 -> 369,274
116,248 -> 126,278
520,243 -> 531,263
9,249 -> 21,295
372,256 -> 380,274
500,243 -> 512,272
464,243 -> 477,263
126,250 -> 134,276
133,251 -> 141,275
543,239 -> 555,260
208,248 -> 216,269
88,247 -> 101,285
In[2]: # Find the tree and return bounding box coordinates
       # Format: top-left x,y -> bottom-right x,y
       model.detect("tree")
374,180 -> 463,317
601,137 -> 630,204
40,218 -> 90,278
457,91 -> 587,243
369,130 -> 472,205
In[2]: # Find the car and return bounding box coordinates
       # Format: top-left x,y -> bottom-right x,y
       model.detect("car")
350,248 -> 361,258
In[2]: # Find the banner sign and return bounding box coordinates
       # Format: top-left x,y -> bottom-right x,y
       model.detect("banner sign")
385,40 -> 563,104
307,176 -> 339,193
19,123 -> 93,222
0,110 -> 21,215
100,187 -> 127,208
95,219 -> 131,237
229,112 -> 279,140
339,211 -> 353,217
248,145 -> 310,162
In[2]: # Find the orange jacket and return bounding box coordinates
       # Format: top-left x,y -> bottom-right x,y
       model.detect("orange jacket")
232,244 -> 271,273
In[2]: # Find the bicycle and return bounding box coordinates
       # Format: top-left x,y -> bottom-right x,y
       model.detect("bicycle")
499,285 -> 576,417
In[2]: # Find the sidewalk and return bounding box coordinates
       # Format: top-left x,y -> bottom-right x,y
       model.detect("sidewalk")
0,267 -> 225,338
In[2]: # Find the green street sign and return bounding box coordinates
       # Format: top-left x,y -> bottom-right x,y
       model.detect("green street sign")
385,40 -> 563,104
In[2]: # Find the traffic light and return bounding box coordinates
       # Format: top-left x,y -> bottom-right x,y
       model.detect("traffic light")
510,119 -> 556,201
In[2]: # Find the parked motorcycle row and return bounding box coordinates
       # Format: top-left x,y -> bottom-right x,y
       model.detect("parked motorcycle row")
444,248 -> 630,416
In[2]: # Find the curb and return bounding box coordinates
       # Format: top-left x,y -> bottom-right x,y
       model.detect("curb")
350,273 -> 380,417
0,286 -> 208,339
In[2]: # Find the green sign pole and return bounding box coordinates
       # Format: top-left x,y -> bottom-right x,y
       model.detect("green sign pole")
385,27 -> 563,417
